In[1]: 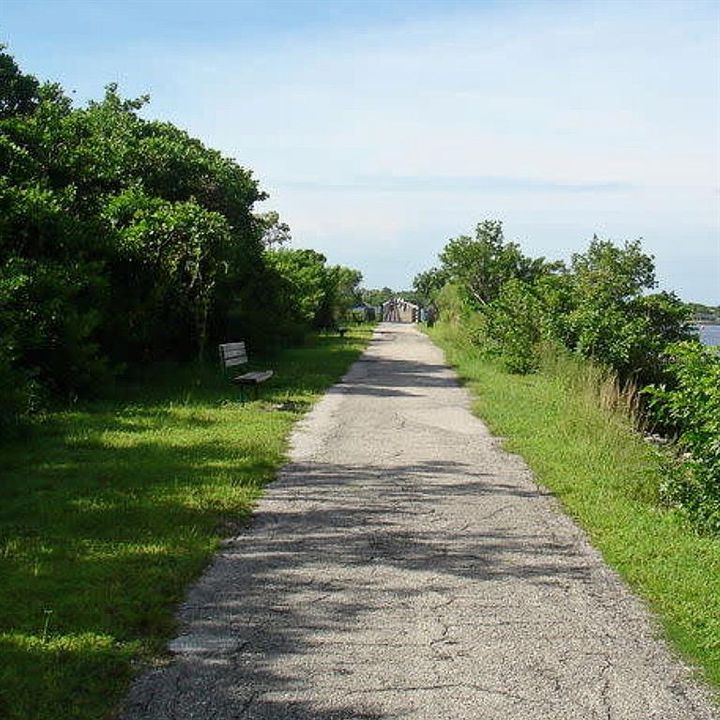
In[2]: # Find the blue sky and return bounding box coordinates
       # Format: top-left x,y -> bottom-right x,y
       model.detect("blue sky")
3,0 -> 719,302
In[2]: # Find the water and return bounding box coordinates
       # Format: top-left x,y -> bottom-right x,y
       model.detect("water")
697,324 -> 720,347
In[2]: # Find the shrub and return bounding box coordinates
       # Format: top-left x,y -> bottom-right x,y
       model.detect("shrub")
645,342 -> 720,533
567,239 -> 695,384
485,279 -> 543,373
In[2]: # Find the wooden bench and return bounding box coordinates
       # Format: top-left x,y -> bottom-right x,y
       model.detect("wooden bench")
219,342 -> 273,402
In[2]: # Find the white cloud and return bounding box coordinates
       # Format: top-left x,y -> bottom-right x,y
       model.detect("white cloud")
19,0 -> 717,299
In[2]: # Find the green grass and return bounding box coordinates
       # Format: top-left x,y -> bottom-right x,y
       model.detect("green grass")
0,326 -> 373,720
429,322 -> 720,692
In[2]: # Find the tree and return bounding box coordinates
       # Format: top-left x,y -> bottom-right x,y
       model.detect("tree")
0,46 -> 40,119
0,48 -> 366,425
439,220 -> 545,308
266,248 -> 329,325
486,279 -> 545,373
567,238 -> 694,381
645,341 -> 720,533
0,51 -> 265,420
412,267 -> 448,305
331,266 -> 363,319
102,188 -> 234,360
256,210 -> 292,248
361,287 -> 394,307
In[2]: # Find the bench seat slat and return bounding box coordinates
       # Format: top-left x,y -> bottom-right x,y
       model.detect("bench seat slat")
219,342 -> 246,355
231,370 -> 274,385
223,355 -> 248,367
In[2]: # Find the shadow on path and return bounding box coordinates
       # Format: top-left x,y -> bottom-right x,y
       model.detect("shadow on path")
123,458 -> 590,719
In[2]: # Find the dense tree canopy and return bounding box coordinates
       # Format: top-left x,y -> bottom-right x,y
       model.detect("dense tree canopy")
0,50 -> 362,426
416,220 -> 694,382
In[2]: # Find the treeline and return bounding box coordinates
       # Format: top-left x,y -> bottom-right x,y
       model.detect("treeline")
0,50 -> 362,426
415,220 -> 720,533
360,287 -> 424,308
688,302 -> 720,324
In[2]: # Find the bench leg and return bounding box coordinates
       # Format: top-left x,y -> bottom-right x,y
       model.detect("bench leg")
238,383 -> 260,403
236,382 -> 264,404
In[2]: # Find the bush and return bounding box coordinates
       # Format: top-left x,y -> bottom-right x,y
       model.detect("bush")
434,283 -> 490,351
485,279 -> 543,374
645,342 -> 720,533
567,239 -> 695,384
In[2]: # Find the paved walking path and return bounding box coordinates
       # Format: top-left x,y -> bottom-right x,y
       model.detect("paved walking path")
123,324 -> 716,719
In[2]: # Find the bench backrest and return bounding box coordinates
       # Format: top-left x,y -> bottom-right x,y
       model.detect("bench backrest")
219,342 -> 248,369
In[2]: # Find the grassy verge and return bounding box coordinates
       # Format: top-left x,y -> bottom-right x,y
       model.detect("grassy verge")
428,322 -> 720,691
0,326 -> 373,720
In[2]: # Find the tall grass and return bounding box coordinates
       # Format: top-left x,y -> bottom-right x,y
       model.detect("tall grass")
537,342 -> 641,416
429,321 -> 720,691
0,326 -> 373,720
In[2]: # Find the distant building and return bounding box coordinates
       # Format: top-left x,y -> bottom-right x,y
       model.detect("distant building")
381,297 -> 420,323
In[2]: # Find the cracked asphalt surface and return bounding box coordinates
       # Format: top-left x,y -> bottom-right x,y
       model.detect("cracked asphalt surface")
122,323 -> 717,719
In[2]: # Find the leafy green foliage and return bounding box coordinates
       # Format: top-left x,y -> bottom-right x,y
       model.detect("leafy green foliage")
266,249 -> 362,333
266,249 -> 330,325
360,286 -> 394,307
257,209 -> 292,248
0,49 -> 363,428
0,47 -> 40,119
419,219 -> 712,532
645,342 -> 720,533
101,188 -> 234,360
412,268 -> 448,306
0,172 -> 109,406
438,220 -> 546,308
421,225 -> 694,384
486,279 -> 545,373
332,265 -> 364,320
567,239 -> 694,383
423,220 -> 554,372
